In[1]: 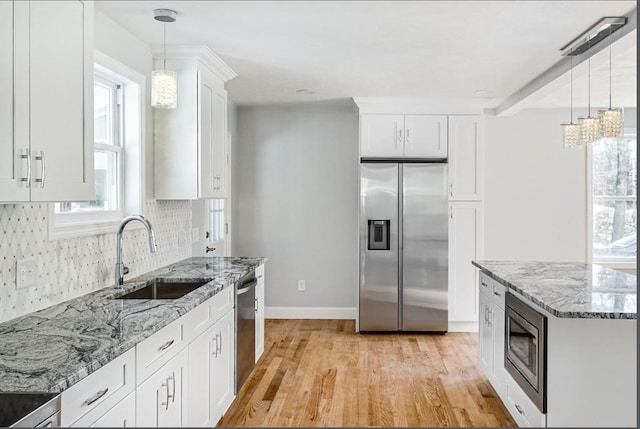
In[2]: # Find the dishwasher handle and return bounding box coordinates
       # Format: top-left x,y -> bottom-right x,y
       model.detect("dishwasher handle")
236,278 -> 257,295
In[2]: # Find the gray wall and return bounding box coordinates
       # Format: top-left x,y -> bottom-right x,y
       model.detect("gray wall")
484,108 -> 588,262
234,100 -> 358,309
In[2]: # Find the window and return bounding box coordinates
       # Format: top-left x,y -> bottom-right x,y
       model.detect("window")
590,130 -> 637,264
49,52 -> 145,240
56,73 -> 123,217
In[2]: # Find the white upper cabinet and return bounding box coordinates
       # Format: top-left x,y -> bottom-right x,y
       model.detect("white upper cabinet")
0,0 -> 94,203
154,47 -> 236,200
448,115 -> 482,200
360,114 -> 448,159
360,114 -> 404,157
404,115 -> 447,158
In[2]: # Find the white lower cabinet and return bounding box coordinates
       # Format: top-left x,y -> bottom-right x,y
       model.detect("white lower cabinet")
255,264 -> 265,362
185,305 -> 236,427
90,392 -> 136,428
478,273 -> 507,398
136,348 -> 188,428
211,309 -> 235,424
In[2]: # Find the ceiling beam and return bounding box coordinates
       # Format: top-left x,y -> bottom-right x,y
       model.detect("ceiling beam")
495,6 -> 637,116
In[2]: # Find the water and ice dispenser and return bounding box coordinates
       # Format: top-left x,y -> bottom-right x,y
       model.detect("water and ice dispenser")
367,219 -> 390,250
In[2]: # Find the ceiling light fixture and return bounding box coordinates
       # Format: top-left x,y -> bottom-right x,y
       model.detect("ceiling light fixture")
152,9 -> 178,109
598,26 -> 623,138
560,17 -> 627,56
561,49 -> 580,148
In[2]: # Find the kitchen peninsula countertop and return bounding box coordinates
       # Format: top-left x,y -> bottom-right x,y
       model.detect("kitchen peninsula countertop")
472,260 -> 636,319
0,256 -> 266,393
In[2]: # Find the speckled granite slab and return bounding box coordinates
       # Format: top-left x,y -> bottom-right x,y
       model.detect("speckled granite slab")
472,260 -> 636,319
0,256 -> 265,393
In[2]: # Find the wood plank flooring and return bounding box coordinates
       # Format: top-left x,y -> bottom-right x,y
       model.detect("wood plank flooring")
218,319 -> 515,427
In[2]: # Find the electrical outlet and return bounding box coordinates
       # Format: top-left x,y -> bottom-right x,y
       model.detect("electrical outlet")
16,258 -> 37,290
298,280 -> 306,291
192,227 -> 199,243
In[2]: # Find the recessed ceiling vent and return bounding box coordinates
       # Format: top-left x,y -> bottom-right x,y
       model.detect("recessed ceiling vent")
560,17 -> 627,56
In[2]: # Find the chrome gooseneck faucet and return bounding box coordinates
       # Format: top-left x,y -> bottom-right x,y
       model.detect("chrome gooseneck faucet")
115,215 -> 158,287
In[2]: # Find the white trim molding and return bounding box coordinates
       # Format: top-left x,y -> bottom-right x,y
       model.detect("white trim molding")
265,306 -> 357,320
448,321 -> 479,333
151,45 -> 237,82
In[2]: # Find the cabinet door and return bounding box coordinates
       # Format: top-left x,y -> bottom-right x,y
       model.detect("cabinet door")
211,309 -> 235,424
491,303 -> 506,398
90,392 -> 136,428
186,326 -> 215,427
360,114 -> 404,157
0,1 -> 29,202
28,0 -> 93,201
137,348 -> 187,428
448,201 -> 483,322
404,115 -> 447,158
198,69 -> 228,199
255,269 -> 265,362
478,292 -> 493,377
448,116 -> 482,200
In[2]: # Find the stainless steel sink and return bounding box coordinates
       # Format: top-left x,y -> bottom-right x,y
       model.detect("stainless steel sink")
115,279 -> 209,300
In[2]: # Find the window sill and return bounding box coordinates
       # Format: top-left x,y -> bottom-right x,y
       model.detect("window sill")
592,260 -> 637,271
48,209 -> 143,240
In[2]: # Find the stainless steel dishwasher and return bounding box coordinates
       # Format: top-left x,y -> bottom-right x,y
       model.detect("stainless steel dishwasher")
235,271 -> 257,393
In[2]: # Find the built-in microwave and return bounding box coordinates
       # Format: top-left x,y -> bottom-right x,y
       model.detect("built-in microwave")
505,292 -> 547,413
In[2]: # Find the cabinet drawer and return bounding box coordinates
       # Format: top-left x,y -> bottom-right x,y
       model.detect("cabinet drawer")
479,272 -> 492,296
211,286 -> 234,323
490,281 -> 506,309
183,298 -> 213,344
255,264 -> 264,278
61,348 -> 135,426
505,376 -> 546,427
136,317 -> 184,385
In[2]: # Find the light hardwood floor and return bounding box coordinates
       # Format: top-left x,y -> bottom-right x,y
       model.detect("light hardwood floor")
219,319 -> 516,427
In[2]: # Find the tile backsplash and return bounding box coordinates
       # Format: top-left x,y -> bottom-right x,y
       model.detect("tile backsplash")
0,200 -> 192,323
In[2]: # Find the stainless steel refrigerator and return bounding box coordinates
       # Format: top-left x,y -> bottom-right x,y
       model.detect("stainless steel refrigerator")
359,162 -> 448,332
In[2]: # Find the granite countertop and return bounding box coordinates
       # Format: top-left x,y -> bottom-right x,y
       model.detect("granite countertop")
472,260 -> 636,319
0,256 -> 266,394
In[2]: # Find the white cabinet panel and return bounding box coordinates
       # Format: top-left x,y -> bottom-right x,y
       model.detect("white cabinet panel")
136,316 -> 185,385
404,115 -> 447,158
198,71 -> 215,198
136,348 -> 188,428
255,265 -> 265,362
360,114 -> 404,157
491,299 -> 506,398
448,201 -> 483,322
448,115 -> 482,201
211,309 -> 235,424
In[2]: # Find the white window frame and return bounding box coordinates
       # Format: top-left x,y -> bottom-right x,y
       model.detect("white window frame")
49,51 -> 146,240
586,128 -> 637,269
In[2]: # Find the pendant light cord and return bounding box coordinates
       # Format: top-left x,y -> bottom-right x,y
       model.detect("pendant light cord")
163,22 -> 167,72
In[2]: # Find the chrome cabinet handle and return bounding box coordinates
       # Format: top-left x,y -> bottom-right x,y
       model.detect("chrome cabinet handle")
397,126 -> 403,148
205,246 -> 216,253
481,282 -> 488,289
84,388 -> 109,406
449,183 -> 454,197
255,297 -> 258,313
158,339 -> 174,351
20,149 -> 31,186
515,404 -> 524,415
161,380 -> 170,410
35,151 -> 45,188
212,334 -> 218,357
405,127 -> 411,143
168,372 -> 176,403
217,331 -> 222,354
493,291 -> 502,297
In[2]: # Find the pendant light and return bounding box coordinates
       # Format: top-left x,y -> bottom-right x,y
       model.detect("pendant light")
561,49 -> 581,148
577,50 -> 600,145
598,27 -> 623,137
151,9 -> 178,109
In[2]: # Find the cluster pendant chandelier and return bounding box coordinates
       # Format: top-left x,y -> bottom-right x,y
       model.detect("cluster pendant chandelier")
561,17 -> 626,148
151,9 -> 178,109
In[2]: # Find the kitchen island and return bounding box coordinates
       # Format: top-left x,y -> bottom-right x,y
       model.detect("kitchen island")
473,260 -> 636,428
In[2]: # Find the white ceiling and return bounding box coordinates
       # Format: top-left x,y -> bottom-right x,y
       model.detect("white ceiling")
95,1 -> 637,108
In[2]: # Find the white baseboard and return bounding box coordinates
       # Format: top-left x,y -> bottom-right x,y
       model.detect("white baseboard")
265,306 -> 357,320
448,321 -> 479,332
